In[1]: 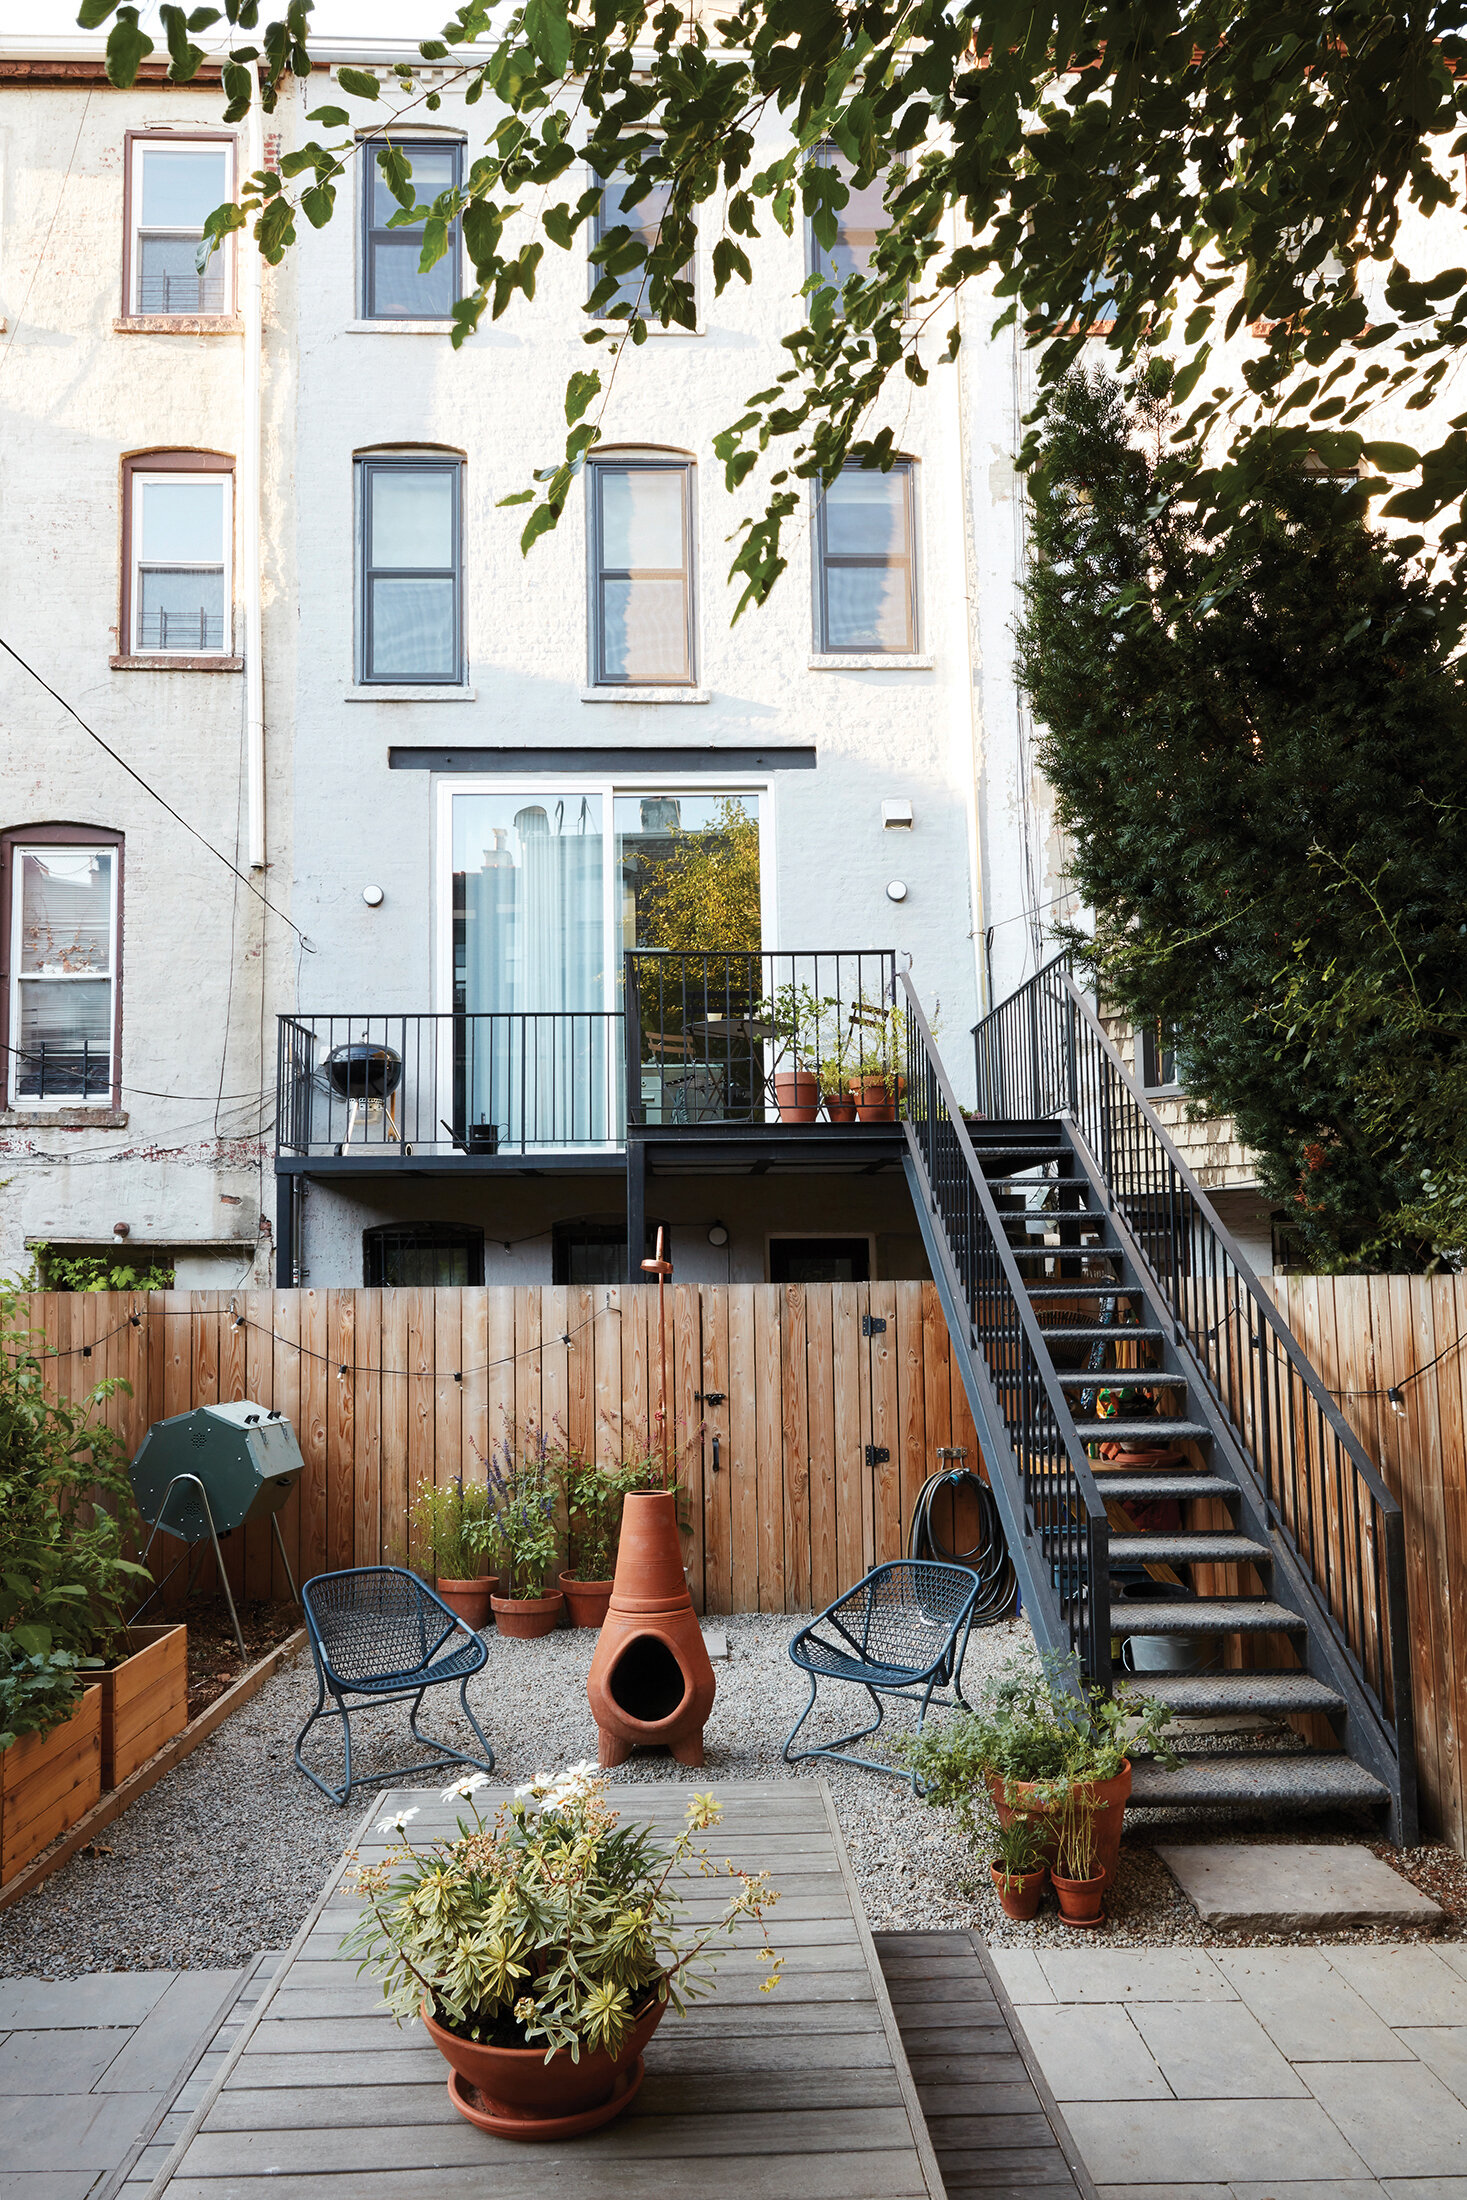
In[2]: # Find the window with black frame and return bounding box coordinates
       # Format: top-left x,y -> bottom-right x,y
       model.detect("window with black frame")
360,139 -> 463,320
588,456 -> 695,685
1140,1021 -> 1180,1092
357,453 -> 463,684
814,461 -> 918,655
806,144 -> 892,295
362,1223 -> 484,1287
588,165 -> 693,322
552,1218 -> 661,1286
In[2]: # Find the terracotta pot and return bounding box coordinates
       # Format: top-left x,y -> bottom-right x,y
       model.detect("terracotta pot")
849,1073 -> 898,1123
988,1759 -> 1132,1889
436,1578 -> 493,1631
1052,1869 -> 1106,1928
989,1862 -> 1047,1921
587,1491 -> 716,1767
560,1573 -> 614,1629
423,1993 -> 666,2140
823,1094 -> 858,1124
1095,1443 -> 1187,1473
773,1069 -> 820,1124
491,1591 -> 563,1639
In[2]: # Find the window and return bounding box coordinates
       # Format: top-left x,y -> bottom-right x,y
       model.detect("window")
814,462 -> 918,654
1140,1021 -> 1179,1092
360,139 -> 463,320
588,457 -> 695,686
122,452 -> 233,658
1,828 -> 122,1109
588,165 -> 692,321
769,1236 -> 871,1283
1079,264 -> 1117,333
125,134 -> 234,317
552,1219 -> 660,1286
806,144 -> 891,293
357,453 -> 464,684
363,1223 -> 484,1286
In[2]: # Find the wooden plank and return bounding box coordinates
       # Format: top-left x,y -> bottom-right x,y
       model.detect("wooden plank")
566,1284 -> 595,1467
328,1290 -> 356,1575
806,1284 -> 838,1612
159,1289 -> 193,1604
755,1284 -> 786,1612
379,1290 -> 410,1569
701,1284 -> 732,1616
484,1285 -> 516,1472
832,1280 -> 865,1595
515,1284 -> 543,1451
856,1280 -> 876,1575
593,1284 -> 623,1474
1409,1272 -> 1459,1843
1432,1270 -> 1467,1854
540,1282 -> 570,1450
728,1285 -> 759,1614
404,1288 -> 435,1574
433,1289 -> 463,1501
355,1291 -> 383,1571
868,1282 -> 901,1563
674,1282 -> 704,1611
622,1282 -> 651,1462
298,1288 -> 330,1585
782,1281 -> 812,1613
895,1281 -> 927,1560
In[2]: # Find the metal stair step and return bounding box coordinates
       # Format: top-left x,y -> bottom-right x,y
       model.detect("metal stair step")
1113,1596 -> 1304,1634
1057,1371 -> 1173,1389
1025,1284 -> 1147,1300
1107,1532 -> 1269,1566
1129,1752 -> 1388,1809
1044,1326 -> 1166,1343
1008,1243 -> 1122,1260
1075,1417 -> 1210,1442
1095,1472 -> 1237,1502
1130,1671 -> 1346,1718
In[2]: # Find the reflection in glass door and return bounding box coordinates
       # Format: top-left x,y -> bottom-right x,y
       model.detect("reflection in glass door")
451,794 -> 608,1147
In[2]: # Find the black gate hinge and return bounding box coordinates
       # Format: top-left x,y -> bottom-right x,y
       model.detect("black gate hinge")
865,1444 -> 890,1467
696,1391 -> 726,1406
862,1314 -> 887,1337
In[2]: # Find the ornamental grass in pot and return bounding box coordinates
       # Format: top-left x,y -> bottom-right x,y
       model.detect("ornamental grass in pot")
1048,1781 -> 1106,1927
409,1476 -> 495,1631
481,1434 -> 563,1637
348,1762 -> 782,2140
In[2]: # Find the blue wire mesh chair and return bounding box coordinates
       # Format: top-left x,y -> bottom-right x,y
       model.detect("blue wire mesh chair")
784,1560 -> 982,1786
295,1566 -> 495,1806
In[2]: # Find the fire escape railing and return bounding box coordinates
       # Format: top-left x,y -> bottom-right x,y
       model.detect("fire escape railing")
899,973 -> 1111,1681
973,954 -> 1413,1788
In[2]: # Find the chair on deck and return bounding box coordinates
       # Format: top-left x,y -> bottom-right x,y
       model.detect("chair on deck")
784,1560 -> 982,1786
295,1566 -> 495,1806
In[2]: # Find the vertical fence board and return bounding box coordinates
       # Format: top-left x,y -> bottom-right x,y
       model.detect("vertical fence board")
674,1283 -> 704,1612
484,1288 -> 515,1463
806,1285 -> 838,1615
754,1286 -> 785,1614
831,1281 -> 865,1592
868,1283 -> 901,1563
594,1287 -> 622,1473
566,1287 -> 595,1466
433,1292 -> 463,1507
701,1284 -> 732,1617
727,1288 -> 759,1613
405,1289 -> 434,1573
355,1291 -> 382,1571
270,1290 -> 302,1603
298,1290 -> 330,1586
896,1281 -> 926,1556
327,1291 -> 356,1576
540,1285 -> 569,1451
781,1284 -> 812,1615
380,1292 -> 410,1568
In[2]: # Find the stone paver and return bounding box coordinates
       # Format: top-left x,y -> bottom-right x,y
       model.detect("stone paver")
1157,1844 -> 1445,1932
0,1978 -> 173,2031
1326,1949 -> 1467,2029
990,1947 -> 1054,2004
0,2029 -> 132,2094
1213,1949 -> 1416,2061
1019,2004 -> 1170,2099
1303,2061 -> 1467,2179
1127,2000 -> 1308,2100
1062,2096 -> 1372,2185
1397,2028 -> 1467,2107
1038,1949 -> 1237,2003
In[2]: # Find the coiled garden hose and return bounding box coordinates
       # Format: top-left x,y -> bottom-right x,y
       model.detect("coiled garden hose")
907,1467 -> 1016,1625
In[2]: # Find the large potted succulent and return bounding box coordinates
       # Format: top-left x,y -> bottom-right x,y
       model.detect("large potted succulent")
349,1763 -> 781,2139
907,1649 -> 1176,1892
409,1475 -> 495,1631
483,1433 -> 563,1637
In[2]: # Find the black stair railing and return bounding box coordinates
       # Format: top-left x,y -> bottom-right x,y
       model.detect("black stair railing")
973,954 -> 1414,1791
899,973 -> 1111,1681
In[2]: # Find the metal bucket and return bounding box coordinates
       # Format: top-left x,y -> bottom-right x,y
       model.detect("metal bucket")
1117,1580 -> 1217,1676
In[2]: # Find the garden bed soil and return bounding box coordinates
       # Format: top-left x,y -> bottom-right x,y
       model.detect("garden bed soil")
182,1598 -> 303,1720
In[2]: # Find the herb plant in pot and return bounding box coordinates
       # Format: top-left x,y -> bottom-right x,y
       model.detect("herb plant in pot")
767,983 -> 821,1125
987,1801 -> 1049,1921
482,1435 -> 563,1637
409,1476 -> 494,1631
349,1763 -> 782,2140
558,1449 -> 637,1629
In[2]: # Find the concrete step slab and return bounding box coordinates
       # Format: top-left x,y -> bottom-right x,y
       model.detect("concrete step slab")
1156,1842 -> 1443,1932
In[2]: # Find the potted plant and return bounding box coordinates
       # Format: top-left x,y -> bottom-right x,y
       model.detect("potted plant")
482,1434 -> 563,1637
1048,1780 -> 1106,1928
348,1763 -> 781,2139
811,993 -> 858,1122
558,1447 -> 638,1628
987,1801 -> 1049,1921
846,998 -> 910,1122
766,983 -> 822,1124
409,1475 -> 494,1631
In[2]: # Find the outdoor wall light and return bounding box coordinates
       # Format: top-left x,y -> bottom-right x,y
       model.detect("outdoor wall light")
886,880 -> 909,903
707,1222 -> 729,1246
362,885 -> 385,908
882,799 -> 914,829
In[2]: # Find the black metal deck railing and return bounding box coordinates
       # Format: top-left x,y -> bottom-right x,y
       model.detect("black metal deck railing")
900,973 -> 1111,1678
972,954 -> 1413,1776
626,950 -> 899,1127
276,1012 -> 624,1158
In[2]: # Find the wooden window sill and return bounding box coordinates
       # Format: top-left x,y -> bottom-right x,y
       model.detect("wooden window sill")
113,315 -> 243,335
111,655 -> 243,672
1,1108 -> 128,1129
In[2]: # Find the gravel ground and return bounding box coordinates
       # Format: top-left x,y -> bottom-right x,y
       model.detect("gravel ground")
2,1612 -> 1459,1977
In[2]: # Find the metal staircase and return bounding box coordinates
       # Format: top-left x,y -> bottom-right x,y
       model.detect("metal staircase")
899,958 -> 1417,1842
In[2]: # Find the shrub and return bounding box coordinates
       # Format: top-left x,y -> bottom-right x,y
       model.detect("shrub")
408,1476 -> 494,1581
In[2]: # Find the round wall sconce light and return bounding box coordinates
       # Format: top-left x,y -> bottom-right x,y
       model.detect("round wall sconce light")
886,880 -> 909,903
708,1222 -> 729,1247
362,885 -> 385,908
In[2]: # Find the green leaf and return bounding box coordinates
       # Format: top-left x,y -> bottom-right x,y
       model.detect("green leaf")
76,0 -> 118,26
523,0 -> 572,74
335,66 -> 381,100
565,369 -> 600,423
520,498 -> 562,552
104,9 -> 154,87
306,104 -> 351,126
1360,442 -> 1421,474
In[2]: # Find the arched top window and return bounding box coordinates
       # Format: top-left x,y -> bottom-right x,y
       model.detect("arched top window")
1,824 -> 124,1111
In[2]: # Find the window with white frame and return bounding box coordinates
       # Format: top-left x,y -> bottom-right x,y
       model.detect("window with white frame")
126,136 -> 233,317
127,463 -> 232,656
359,139 -> 464,320
356,453 -> 464,684
6,839 -> 119,1106
588,164 -> 693,321
814,461 -> 919,654
588,457 -> 696,686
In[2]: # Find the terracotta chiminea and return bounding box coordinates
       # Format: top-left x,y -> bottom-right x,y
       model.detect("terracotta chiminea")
586,1490 -> 716,1766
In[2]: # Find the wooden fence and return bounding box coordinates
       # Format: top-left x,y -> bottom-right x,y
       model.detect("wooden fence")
15,1285 -> 981,1620
1270,1274 -> 1467,1851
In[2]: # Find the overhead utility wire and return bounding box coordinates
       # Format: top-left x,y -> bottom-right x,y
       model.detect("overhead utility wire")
0,636 -> 314,955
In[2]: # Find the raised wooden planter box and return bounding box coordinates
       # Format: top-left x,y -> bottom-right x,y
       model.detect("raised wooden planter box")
100,1625 -> 188,1789
1,1685 -> 101,1887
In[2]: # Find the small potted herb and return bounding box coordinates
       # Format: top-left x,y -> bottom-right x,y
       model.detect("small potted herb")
409,1476 -> 495,1631
481,1434 -> 563,1637
987,1802 -> 1049,1921
558,1449 -> 639,1629
766,983 -> 821,1124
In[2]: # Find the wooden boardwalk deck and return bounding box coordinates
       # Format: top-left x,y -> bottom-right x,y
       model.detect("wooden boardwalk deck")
144,1782 -> 945,2200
